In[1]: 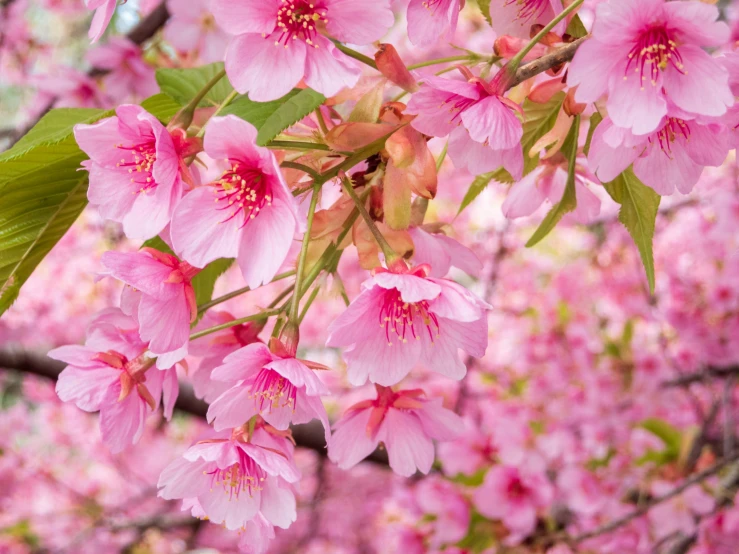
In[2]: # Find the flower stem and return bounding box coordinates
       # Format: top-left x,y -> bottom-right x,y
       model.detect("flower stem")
189,308 -> 282,341
196,89 -> 239,138
508,0 -> 585,71
407,54 -> 478,70
340,175 -> 398,264
289,184 -> 322,324
315,108 -> 329,135
297,286 -> 321,324
196,270 -> 295,315
331,40 -> 377,69
170,69 -> 227,130
267,140 -> 331,152
281,161 -> 322,181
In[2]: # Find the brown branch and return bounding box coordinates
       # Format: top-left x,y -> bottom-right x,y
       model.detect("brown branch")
662,366 -> 739,388
557,454 -> 739,545
509,37 -> 588,89
0,348 -> 389,466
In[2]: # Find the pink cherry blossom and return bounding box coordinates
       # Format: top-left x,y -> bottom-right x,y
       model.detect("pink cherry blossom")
406,69 -> 524,179
648,482 -> 715,540
414,477 -> 470,548
502,154 -> 601,223
408,226 -> 482,278
211,0 -> 394,101
406,0 -> 461,47
85,0 -> 117,43
189,311 -> 264,403
49,308 -> 178,453
568,0 -> 733,135
86,37 -> 158,102
32,67 -> 108,109
588,114 -> 730,195
207,340 -> 330,439
74,105 -> 198,240
164,0 -> 230,63
101,248 -> 200,367
473,465 -> 554,544
171,115 -> 301,289
328,386 -> 464,476
487,0 -> 564,40
157,426 -> 300,531
326,263 -> 489,386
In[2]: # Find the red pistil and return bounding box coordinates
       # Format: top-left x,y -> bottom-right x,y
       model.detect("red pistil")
213,162 -> 272,227
274,0 -> 328,48
626,25 -> 685,88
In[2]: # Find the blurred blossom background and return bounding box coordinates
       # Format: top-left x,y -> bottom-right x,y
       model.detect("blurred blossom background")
1,1 -> 739,553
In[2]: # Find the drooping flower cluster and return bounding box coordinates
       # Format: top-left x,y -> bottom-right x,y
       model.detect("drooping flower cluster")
6,0 -> 739,552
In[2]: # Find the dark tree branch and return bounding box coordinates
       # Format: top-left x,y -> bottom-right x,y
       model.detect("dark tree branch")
662,366 -> 739,388
0,348 -> 389,466
509,37 -> 588,89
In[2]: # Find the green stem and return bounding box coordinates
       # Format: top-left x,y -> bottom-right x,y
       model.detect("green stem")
297,286 -> 321,324
189,309 -> 282,341
407,54 -> 477,70
509,0 -> 585,71
340,175 -> 398,264
289,184 -> 322,323
190,69 -> 227,108
170,68 -> 227,130
331,40 -> 377,69
196,89 -> 239,138
267,140 -> 331,152
315,108 -> 329,135
197,270 -> 295,314
281,161 -> 321,181
436,140 -> 448,171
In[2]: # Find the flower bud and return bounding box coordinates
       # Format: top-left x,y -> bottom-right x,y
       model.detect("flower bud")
375,43 -> 418,93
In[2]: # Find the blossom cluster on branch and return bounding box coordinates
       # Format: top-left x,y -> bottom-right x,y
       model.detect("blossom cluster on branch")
1,0 -> 739,553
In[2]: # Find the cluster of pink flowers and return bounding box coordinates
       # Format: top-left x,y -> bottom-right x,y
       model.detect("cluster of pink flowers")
4,0 -> 739,552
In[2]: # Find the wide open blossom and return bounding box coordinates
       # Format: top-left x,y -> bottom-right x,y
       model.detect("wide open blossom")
164,0 -> 230,63
502,153 -> 601,223
102,248 -> 200,367
327,262 -> 489,386
568,0 -> 733,135
49,308 -> 178,453
328,385 -> 464,476
158,425 -> 300,532
171,116 -> 301,290
588,114 -> 730,195
406,69 -> 524,179
406,0 -> 462,47
85,0 -> 117,42
74,105 -> 199,240
189,311 -> 264,403
487,0 -> 564,39
473,465 -> 554,544
211,0 -> 394,101
207,339 -> 330,440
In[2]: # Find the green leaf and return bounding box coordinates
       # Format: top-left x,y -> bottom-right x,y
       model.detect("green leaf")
255,88 -> 326,146
565,14 -> 589,38
478,0 -> 492,26
637,418 -> 682,466
141,236 -> 233,319
525,114 -> 579,247
584,111 -> 603,156
0,95 -> 182,317
602,169 -> 660,293
457,172 -> 494,216
219,90 -> 300,129
0,138 -> 89,315
1,108 -> 109,162
140,93 -> 185,123
490,92 -> 565,184
156,62 -> 233,107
